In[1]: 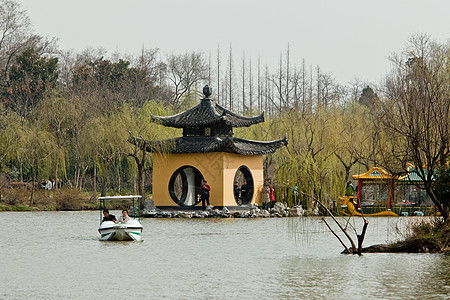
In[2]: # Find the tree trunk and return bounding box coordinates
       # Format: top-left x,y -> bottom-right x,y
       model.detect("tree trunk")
426,185 -> 448,221
357,220 -> 369,255
117,165 -> 121,193
54,160 -> 59,191
93,163 -> 97,195
30,164 -> 36,207
137,162 -> 145,201
75,166 -> 79,188
101,180 -> 107,197
19,161 -> 23,182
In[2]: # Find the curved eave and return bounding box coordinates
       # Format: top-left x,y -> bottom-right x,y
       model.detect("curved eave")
149,99 -> 264,128
228,136 -> 288,155
221,111 -> 264,127
130,135 -> 287,155
352,167 -> 392,180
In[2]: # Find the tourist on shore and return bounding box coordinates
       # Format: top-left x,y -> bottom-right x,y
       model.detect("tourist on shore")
45,179 -> 52,190
262,179 -> 270,210
240,180 -> 248,204
102,209 -> 117,222
269,181 -> 275,208
292,184 -> 299,205
200,180 -> 211,210
57,178 -> 63,189
234,181 -> 240,199
117,209 -> 131,223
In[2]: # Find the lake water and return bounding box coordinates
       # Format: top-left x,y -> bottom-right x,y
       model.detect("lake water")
1,211 -> 449,299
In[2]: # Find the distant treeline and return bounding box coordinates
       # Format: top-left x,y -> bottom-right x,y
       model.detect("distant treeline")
0,1 -> 448,218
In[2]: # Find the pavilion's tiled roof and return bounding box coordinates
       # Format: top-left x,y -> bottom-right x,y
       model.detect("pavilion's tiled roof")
150,98 -> 264,128
130,136 -> 288,155
398,164 -> 435,182
352,167 -> 392,180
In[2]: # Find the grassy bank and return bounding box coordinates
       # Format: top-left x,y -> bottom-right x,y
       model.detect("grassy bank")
0,188 -> 143,211
1,188 -> 101,211
363,217 -> 450,253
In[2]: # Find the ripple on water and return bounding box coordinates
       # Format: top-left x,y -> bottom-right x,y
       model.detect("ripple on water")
1,211 -> 449,299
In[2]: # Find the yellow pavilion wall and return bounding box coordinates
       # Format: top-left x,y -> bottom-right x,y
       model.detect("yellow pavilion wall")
152,152 -> 263,207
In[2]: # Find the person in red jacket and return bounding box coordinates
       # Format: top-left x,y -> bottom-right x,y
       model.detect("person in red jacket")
200,180 -> 211,210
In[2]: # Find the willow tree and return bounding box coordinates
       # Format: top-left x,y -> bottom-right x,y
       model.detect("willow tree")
16,118 -> 55,204
113,101 -> 178,201
36,95 -> 79,189
255,108 -> 341,208
379,34 -> 449,221
85,115 -> 121,196
329,102 -> 374,183
0,108 -> 21,170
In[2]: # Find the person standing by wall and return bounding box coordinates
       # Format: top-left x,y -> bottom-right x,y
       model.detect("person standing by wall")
200,180 -> 211,210
240,179 -> 248,205
234,181 -> 240,200
269,181 -> 275,208
262,179 -> 270,210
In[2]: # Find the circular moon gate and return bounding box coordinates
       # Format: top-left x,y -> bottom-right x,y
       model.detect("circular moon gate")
233,165 -> 254,206
168,166 -> 204,207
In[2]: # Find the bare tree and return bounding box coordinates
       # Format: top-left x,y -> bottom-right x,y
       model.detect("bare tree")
257,57 -> 261,111
166,51 -> 207,108
241,52 -> 245,113
228,44 -> 234,109
216,45 -> 220,104
0,0 -> 56,91
285,44 -> 290,107
249,57 -> 253,113
378,34 -> 450,220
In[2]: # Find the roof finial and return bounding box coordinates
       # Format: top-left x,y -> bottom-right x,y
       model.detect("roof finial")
203,85 -> 212,99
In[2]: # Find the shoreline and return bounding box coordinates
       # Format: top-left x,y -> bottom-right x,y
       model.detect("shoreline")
0,203 -> 308,218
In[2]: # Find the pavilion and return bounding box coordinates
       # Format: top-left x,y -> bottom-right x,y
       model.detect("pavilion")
133,85 -> 287,209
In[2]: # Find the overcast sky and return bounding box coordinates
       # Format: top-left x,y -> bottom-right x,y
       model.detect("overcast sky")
19,0 -> 450,85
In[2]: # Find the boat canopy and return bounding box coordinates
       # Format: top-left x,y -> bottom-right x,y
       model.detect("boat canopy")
99,195 -> 142,222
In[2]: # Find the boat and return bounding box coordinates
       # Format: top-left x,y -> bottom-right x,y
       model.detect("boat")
98,195 -> 143,241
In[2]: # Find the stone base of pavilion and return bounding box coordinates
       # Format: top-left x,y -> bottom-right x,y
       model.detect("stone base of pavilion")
140,203 -> 308,218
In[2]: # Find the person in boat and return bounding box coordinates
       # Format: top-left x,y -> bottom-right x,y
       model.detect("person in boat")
117,209 -> 132,223
200,180 -> 211,210
102,209 -> 117,222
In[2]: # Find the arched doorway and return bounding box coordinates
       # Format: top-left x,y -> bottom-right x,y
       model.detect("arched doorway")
168,166 -> 204,207
233,165 -> 254,206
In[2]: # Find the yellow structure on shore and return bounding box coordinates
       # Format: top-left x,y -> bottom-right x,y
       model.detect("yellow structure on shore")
338,196 -> 398,217
340,165 -> 437,216
133,86 -> 287,209
152,153 -> 264,208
